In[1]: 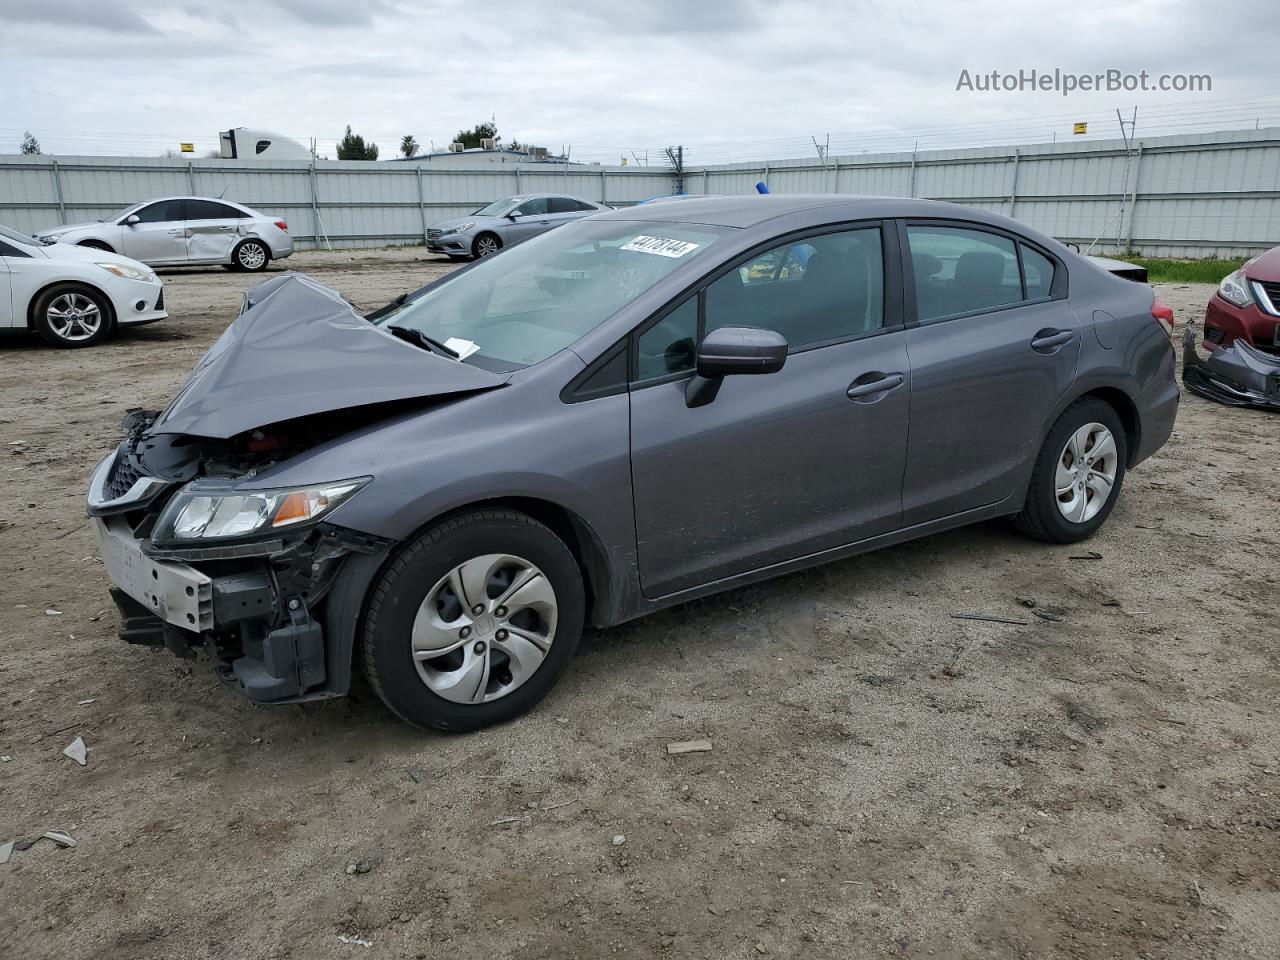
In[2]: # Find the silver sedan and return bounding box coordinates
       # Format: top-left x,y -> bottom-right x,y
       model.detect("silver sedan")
37,196 -> 294,272
427,193 -> 608,260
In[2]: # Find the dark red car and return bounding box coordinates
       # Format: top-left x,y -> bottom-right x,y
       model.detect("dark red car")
1203,247 -> 1280,353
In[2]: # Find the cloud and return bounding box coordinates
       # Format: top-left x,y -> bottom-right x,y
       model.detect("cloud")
3,0 -> 158,33
1,0 -> 1275,162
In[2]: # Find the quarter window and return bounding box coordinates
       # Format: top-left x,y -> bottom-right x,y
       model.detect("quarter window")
635,297 -> 698,380
907,226 -> 1021,321
1022,244 -> 1056,299
705,227 -> 885,350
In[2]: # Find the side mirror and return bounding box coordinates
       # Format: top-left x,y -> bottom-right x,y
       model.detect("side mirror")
686,326 -> 788,407
124,214 -> 141,226
507,210 -> 522,219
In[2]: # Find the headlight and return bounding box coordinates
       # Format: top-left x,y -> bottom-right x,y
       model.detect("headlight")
96,261 -> 156,283
454,222 -> 476,233
154,478 -> 369,543
1218,269 -> 1254,308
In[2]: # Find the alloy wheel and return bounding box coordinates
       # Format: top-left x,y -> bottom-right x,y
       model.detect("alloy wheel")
46,293 -> 103,342
475,235 -> 500,257
237,242 -> 267,269
1055,422 -> 1118,523
412,553 -> 558,704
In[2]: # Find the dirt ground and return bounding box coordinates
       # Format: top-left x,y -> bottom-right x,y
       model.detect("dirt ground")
1,250 -> 1276,960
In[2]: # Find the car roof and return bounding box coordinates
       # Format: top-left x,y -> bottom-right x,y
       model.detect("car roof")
597,194 -> 1013,229
132,196 -> 257,212
498,192 -> 594,202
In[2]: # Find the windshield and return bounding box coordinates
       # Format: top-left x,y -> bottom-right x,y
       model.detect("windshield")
101,202 -> 144,223
472,197 -> 522,217
374,218 -> 725,368
0,224 -> 44,247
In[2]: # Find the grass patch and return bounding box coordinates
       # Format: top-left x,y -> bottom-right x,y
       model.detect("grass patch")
1121,257 -> 1245,284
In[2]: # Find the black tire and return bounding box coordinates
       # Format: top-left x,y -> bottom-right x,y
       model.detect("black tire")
76,239 -> 115,253
362,509 -> 585,732
1014,397 -> 1127,543
230,239 -> 270,272
472,232 -> 502,259
32,283 -> 114,348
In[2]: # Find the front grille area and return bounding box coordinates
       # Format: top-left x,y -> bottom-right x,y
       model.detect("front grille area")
105,454 -> 142,501
427,229 -> 443,239
155,289 -> 164,311
1258,280 -> 1280,315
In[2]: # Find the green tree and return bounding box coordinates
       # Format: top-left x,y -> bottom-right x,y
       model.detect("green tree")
20,131 -> 41,155
452,121 -> 497,150
336,125 -> 379,161
399,134 -> 420,158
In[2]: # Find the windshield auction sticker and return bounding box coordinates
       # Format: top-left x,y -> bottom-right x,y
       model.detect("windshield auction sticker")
620,236 -> 701,258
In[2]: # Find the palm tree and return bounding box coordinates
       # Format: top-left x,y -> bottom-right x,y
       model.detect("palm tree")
400,135 -> 420,159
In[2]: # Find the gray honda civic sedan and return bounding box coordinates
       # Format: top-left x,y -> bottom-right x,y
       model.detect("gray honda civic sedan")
87,196 -> 1178,731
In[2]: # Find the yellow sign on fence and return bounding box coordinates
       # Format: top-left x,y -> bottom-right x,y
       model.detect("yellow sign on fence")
1072,122 -> 1088,135
179,142 -> 194,153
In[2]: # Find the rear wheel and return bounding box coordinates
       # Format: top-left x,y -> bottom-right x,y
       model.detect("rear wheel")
362,509 -> 584,732
1014,397 -> 1126,543
33,283 -> 113,348
472,233 -> 502,258
231,239 -> 269,272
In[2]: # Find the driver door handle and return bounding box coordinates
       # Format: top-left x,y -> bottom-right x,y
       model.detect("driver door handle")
847,372 -> 905,401
1031,329 -> 1074,352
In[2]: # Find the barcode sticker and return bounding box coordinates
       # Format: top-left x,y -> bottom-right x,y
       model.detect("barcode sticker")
620,236 -> 700,258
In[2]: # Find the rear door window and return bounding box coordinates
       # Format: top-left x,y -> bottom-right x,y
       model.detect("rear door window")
547,197 -> 579,214
906,226 -> 1021,321
185,200 -> 242,221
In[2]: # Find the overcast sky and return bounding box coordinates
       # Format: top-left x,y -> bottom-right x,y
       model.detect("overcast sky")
4,0 -> 1278,162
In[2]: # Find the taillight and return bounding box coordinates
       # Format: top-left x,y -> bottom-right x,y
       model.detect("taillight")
1151,299 -> 1174,337
274,220 -> 288,232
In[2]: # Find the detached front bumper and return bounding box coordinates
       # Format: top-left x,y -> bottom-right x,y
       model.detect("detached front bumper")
1182,323 -> 1280,412
87,450 -> 391,704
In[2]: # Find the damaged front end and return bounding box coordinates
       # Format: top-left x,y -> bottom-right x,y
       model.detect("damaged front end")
87,414 -> 393,702
1182,323 -> 1280,412
85,272 -> 510,703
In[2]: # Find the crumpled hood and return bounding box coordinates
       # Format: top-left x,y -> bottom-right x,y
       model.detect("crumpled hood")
146,272 -> 508,439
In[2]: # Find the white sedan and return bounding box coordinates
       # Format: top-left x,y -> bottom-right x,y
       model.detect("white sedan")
0,224 -> 166,347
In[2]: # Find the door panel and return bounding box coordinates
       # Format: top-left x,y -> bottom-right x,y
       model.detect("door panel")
184,199 -> 243,262
630,332 -> 911,597
902,299 -> 1080,524
119,199 -> 187,264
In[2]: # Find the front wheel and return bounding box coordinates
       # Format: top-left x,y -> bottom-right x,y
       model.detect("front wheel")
231,239 -> 270,272
1014,397 -> 1127,543
362,509 -> 585,732
472,233 -> 502,258
33,283 -> 113,348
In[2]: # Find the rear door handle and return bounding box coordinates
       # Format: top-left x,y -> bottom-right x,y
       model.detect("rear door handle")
167,228 -> 183,235
1031,329 -> 1074,352
847,372 -> 905,401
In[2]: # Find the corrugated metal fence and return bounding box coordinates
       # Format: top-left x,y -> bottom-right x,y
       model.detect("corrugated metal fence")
2,127 -> 1278,258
